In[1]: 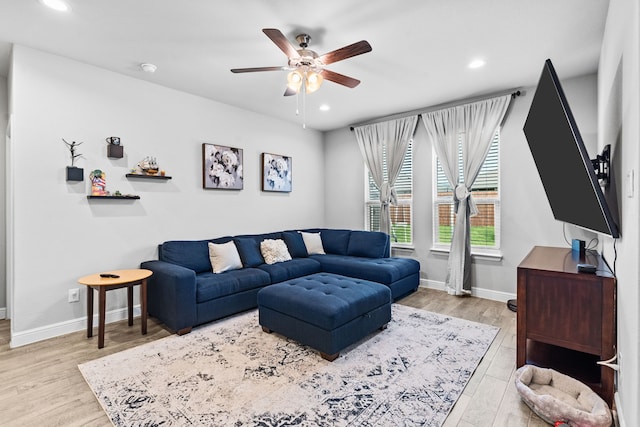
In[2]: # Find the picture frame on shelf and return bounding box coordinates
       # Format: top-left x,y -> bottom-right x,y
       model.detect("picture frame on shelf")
202,143 -> 243,190
262,152 -> 292,193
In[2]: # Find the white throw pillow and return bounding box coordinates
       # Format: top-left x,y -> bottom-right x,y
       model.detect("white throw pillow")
208,241 -> 243,273
260,239 -> 292,265
299,231 -> 325,255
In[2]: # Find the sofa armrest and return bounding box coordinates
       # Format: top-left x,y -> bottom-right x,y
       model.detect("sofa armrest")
141,260 -> 197,333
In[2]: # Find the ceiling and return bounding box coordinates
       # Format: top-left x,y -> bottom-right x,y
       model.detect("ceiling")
0,0 -> 609,131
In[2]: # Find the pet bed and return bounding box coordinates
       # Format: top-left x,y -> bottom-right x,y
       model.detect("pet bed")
514,365 -> 611,427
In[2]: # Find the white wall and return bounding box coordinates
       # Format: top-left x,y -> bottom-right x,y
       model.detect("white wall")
598,0 -> 640,425
0,76 -> 7,317
7,45 -> 324,346
324,74 -> 599,300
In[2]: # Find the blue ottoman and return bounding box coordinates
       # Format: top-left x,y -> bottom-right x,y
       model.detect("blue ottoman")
257,272 -> 392,361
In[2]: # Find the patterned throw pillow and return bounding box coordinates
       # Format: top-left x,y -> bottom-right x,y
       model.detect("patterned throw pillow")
260,239 -> 292,265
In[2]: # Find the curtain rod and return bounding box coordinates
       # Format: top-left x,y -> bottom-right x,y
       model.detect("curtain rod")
349,88 -> 523,131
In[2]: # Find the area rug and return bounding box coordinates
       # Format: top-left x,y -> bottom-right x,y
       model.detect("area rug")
79,305 -> 499,426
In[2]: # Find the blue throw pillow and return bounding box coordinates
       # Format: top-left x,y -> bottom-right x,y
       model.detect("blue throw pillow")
347,231 -> 389,258
233,237 -> 264,267
320,229 -> 351,255
283,231 -> 308,258
160,240 -> 212,273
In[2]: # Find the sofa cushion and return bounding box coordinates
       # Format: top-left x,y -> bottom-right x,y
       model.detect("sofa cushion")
320,229 -> 351,255
195,268 -> 271,303
160,240 -> 214,274
208,241 -> 242,273
310,254 -> 420,285
282,231 -> 308,258
347,231 -> 389,258
260,239 -> 292,264
233,237 -> 264,268
258,258 -> 322,283
300,231 -> 325,255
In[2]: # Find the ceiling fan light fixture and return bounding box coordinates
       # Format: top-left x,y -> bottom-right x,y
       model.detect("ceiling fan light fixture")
287,70 -> 303,91
305,71 -> 323,94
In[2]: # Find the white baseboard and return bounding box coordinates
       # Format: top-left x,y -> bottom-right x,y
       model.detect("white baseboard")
419,278 -> 516,303
8,279 -> 517,348
10,306 -> 141,348
614,392 -> 626,427
0,307 -> 6,320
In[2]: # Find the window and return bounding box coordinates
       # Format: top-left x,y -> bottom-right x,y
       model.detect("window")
365,141 -> 413,246
433,130 -> 500,251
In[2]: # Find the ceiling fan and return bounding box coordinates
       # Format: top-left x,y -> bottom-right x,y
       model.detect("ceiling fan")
230,28 -> 372,96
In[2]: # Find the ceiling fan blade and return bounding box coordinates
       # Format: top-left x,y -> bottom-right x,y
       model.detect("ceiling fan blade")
283,86 -> 298,96
319,40 -> 372,65
263,28 -> 301,59
322,69 -> 361,88
230,66 -> 286,73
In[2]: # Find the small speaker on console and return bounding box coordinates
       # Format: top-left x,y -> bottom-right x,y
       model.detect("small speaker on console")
571,239 -> 585,257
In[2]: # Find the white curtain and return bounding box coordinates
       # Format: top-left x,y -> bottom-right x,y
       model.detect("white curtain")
354,116 -> 418,236
421,95 -> 511,295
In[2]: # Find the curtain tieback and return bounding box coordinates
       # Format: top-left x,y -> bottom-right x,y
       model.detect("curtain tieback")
454,184 -> 479,216
379,182 -> 397,206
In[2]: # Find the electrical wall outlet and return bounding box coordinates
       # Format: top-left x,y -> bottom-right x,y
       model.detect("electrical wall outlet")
68,288 -> 80,303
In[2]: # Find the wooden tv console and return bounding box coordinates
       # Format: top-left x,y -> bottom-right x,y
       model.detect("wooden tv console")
516,246 -> 616,406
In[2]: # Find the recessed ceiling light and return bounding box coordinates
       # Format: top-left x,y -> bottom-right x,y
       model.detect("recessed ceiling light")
468,59 -> 486,69
319,104 -> 330,112
40,0 -> 70,12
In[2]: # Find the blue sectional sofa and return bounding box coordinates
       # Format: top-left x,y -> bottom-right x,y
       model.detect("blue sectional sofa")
141,228 -> 420,334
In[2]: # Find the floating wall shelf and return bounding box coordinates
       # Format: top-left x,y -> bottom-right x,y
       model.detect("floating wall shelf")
126,173 -> 172,180
87,195 -> 140,200
107,145 -> 124,158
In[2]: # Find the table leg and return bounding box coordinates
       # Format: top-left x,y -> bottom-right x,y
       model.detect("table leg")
98,287 -> 106,349
140,279 -> 148,335
127,285 -> 134,326
87,286 -> 94,338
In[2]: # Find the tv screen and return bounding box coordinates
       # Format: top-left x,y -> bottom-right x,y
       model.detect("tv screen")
523,59 -> 619,238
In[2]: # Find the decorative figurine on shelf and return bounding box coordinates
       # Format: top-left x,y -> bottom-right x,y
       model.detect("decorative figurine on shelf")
63,138 -> 83,166
106,136 -> 124,158
137,156 -> 159,175
90,169 -> 107,196
63,138 -> 84,181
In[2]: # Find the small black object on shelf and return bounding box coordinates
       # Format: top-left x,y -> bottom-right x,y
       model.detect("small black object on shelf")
126,173 -> 171,180
100,273 -> 120,278
86,195 -> 140,200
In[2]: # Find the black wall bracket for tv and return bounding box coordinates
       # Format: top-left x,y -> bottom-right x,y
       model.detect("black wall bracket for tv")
591,144 -> 612,187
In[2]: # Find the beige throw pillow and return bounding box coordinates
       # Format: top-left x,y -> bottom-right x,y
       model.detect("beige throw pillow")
260,239 -> 292,265
208,241 -> 243,273
300,231 -> 325,255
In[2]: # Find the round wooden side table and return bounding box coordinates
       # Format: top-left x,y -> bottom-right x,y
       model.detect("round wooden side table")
78,269 -> 153,349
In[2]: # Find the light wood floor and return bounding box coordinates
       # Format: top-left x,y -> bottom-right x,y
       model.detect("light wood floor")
0,288 -> 546,426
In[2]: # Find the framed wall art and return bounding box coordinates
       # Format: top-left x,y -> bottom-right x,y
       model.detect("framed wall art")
202,143 -> 243,190
262,152 -> 292,193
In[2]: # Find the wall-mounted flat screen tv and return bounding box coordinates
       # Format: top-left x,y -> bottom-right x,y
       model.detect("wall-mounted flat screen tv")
523,59 -> 619,238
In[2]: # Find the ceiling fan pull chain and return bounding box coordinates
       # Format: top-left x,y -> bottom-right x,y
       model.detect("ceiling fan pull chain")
302,84 -> 307,129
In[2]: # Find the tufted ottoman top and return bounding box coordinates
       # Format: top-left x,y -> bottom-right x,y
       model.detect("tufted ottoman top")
257,273 -> 391,331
